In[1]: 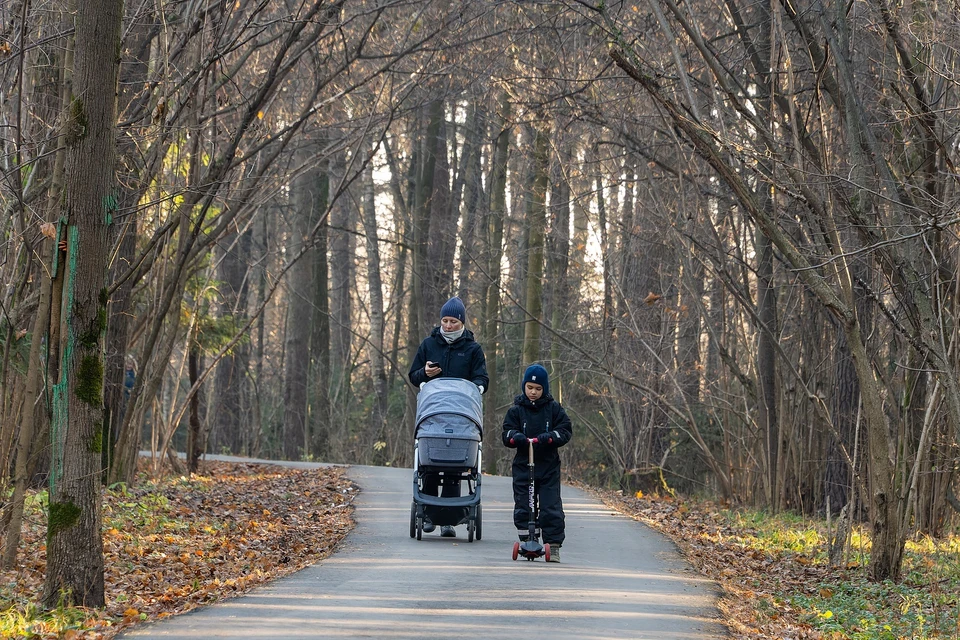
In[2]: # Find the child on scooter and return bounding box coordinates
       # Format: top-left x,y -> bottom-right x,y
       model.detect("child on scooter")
502,364 -> 573,562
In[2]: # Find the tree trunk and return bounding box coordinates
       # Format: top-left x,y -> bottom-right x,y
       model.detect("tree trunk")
283,149 -> 321,460
211,229 -> 252,455
456,102 -> 484,313
482,98 -> 510,474
309,154 -> 331,459
547,136 -> 571,388
426,105 -> 456,317
328,149 -> 355,435
2,239 -> 53,568
104,0 -> 153,479
360,138 -> 388,435
756,230 -> 779,509
522,125 -> 549,366
594,152 -> 614,338
186,349 -> 203,473
416,100 -> 443,324
44,0 -> 124,608
825,327 -> 858,516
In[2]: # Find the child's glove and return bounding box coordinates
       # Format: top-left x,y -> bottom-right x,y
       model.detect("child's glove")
535,432 -> 555,446
508,432 -> 528,448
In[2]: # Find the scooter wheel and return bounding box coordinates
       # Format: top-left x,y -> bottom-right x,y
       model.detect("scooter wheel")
544,543 -> 551,562
512,541 -> 519,561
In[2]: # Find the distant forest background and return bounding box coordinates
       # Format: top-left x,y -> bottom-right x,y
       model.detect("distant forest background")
2,0 -> 960,592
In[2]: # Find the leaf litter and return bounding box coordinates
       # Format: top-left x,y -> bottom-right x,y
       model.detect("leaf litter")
1,461 -> 357,639
585,484 -> 838,639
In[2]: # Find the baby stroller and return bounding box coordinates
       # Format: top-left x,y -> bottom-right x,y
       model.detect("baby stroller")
410,378 -> 483,542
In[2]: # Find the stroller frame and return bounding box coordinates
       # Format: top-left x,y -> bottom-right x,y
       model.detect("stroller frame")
409,379 -> 483,542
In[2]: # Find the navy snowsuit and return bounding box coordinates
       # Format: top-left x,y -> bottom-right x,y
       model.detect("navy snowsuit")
502,393 -> 573,545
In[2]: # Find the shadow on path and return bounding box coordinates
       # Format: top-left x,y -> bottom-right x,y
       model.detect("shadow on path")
122,460 -> 726,639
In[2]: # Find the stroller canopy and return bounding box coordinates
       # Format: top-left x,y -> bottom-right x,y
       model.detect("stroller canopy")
415,378 -> 483,430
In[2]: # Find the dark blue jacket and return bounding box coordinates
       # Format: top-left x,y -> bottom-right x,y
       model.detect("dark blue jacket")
501,393 -> 572,469
408,327 -> 488,390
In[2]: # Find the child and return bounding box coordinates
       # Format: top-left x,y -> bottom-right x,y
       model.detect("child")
501,364 -> 572,562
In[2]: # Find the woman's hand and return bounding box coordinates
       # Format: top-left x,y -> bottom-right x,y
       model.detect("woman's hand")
425,361 -> 442,378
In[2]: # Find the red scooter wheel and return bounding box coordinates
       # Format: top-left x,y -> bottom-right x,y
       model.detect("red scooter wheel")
512,541 -> 520,561
544,543 -> 551,562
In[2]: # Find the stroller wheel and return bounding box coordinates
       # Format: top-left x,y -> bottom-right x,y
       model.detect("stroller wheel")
512,541 -> 520,561
409,502 -> 417,539
467,518 -> 475,543
475,504 -> 482,541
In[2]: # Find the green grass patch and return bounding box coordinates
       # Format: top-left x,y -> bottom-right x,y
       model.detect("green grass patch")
791,576 -> 960,639
724,509 -> 826,556
0,599 -> 99,639
718,507 -> 960,638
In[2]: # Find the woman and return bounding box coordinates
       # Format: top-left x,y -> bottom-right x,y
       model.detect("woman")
409,296 -> 488,392
408,296 -> 488,536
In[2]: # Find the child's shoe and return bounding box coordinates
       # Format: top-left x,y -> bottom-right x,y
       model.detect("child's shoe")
546,544 -> 561,562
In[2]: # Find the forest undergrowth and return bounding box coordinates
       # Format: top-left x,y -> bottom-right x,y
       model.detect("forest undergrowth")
591,484 -> 960,639
5,461 -> 960,638
0,461 -> 356,639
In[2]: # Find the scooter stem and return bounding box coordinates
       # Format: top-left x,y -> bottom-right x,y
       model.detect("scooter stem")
527,438 -> 537,538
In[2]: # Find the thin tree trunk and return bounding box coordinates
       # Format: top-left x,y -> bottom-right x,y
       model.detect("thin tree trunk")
104,0 -> 154,478
417,100 -> 443,324
594,151 -> 614,338
329,148 -> 355,435
362,141 -> 388,422
186,349 -> 203,473
756,230 -> 779,509
482,97 -> 510,474
210,229 -> 252,455
309,155 -> 331,459
456,101 -> 483,312
522,125 -> 549,366
283,149 -> 320,460
547,136 -> 571,388
2,239 -> 53,568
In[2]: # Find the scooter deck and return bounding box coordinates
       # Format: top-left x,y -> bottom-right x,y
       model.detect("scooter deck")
512,540 -> 551,561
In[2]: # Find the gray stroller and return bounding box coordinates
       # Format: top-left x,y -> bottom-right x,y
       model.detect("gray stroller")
410,378 -> 483,542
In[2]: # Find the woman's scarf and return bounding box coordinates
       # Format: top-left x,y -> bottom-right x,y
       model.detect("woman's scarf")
440,327 -> 464,343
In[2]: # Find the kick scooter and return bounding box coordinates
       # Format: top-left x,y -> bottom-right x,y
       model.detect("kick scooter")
512,437 -> 551,562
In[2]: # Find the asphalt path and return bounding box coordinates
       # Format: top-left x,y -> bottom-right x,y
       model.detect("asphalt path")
122,460 -> 725,639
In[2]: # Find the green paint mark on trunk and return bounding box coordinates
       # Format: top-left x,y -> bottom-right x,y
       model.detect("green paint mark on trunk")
102,192 -> 118,225
48,500 -> 81,539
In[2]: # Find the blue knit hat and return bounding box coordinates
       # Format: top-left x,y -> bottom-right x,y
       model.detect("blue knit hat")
440,296 -> 466,323
522,363 -> 550,396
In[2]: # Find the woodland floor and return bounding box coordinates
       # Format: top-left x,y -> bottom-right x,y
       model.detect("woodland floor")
4,461 -> 959,639
1,460 -> 357,639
